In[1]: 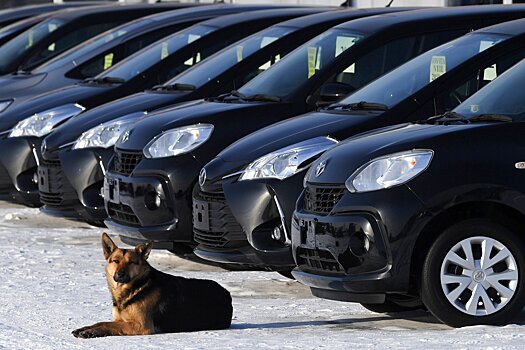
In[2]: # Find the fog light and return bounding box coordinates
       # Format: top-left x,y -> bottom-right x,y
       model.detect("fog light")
272,225 -> 283,241
144,190 -> 162,210
32,173 -> 38,184
349,231 -> 370,257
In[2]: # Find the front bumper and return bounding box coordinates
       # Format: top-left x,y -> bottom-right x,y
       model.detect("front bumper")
192,184 -> 294,268
58,147 -> 114,223
291,183 -> 426,299
0,136 -> 42,206
104,151 -> 202,245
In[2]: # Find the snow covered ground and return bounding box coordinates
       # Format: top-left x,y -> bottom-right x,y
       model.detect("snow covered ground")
0,202 -> 524,350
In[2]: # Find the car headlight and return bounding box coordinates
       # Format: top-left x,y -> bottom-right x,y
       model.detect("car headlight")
0,99 -> 13,113
72,111 -> 146,150
9,103 -> 85,138
239,136 -> 338,181
143,124 -> 213,158
346,149 -> 433,193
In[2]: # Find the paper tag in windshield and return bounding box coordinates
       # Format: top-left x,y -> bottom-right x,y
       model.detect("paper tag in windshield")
104,53 -> 114,70
479,40 -> 496,52
48,43 -> 55,52
188,34 -> 201,44
260,36 -> 278,48
335,36 -> 357,57
161,42 -> 169,60
236,46 -> 243,62
483,63 -> 497,81
48,23 -> 58,33
307,47 -> 317,78
27,31 -> 34,48
429,56 -> 446,82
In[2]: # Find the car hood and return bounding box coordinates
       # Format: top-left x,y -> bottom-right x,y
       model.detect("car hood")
0,84 -> 112,132
0,72 -> 47,95
45,91 -> 187,152
306,122 -> 498,184
115,99 -> 286,151
218,110 -> 380,163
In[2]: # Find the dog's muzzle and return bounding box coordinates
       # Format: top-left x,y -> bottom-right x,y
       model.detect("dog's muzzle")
114,270 -> 130,284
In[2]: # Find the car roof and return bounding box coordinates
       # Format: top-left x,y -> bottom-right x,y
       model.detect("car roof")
280,7 -> 419,29
474,17 -> 525,36
198,6 -> 330,28
336,5 -> 525,34
0,2 -> 100,23
48,3 -> 198,21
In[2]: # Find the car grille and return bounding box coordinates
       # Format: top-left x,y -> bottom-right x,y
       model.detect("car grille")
113,151 -> 143,175
296,247 -> 344,275
107,202 -> 140,226
193,190 -> 246,249
303,184 -> 346,215
39,159 -> 78,208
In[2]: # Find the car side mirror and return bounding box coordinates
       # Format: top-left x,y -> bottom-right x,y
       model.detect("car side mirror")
316,82 -> 354,107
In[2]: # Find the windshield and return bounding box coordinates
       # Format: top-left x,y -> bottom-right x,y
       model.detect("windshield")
0,16 -> 40,42
97,25 -> 216,81
340,32 -> 509,108
0,18 -> 65,73
34,19 -> 151,73
237,28 -> 364,99
171,26 -> 293,88
454,58 -> 525,122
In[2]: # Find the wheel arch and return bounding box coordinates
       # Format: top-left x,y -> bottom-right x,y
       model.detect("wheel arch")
408,200 -> 525,295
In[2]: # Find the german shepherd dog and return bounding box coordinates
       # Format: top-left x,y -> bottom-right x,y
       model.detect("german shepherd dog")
72,233 -> 233,338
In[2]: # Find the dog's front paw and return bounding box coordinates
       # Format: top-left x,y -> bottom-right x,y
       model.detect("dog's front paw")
72,326 -> 106,339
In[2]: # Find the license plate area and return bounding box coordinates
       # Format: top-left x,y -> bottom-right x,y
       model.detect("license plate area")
193,199 -> 210,231
38,166 -> 49,193
299,218 -> 317,246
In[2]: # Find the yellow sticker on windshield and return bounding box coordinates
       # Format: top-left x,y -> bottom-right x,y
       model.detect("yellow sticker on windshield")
27,30 -> 34,48
48,43 -> 55,52
161,42 -> 169,60
103,53 -> 114,70
48,23 -> 58,33
483,63 -> 497,81
430,56 -> 446,82
307,47 -> 317,78
236,46 -> 243,62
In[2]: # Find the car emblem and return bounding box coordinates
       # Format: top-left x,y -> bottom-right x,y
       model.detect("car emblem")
199,168 -> 206,187
121,130 -> 131,144
40,139 -> 47,155
315,160 -> 326,177
515,162 -> 525,169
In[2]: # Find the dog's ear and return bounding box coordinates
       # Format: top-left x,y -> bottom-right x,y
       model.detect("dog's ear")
102,232 -> 118,260
135,241 -> 153,260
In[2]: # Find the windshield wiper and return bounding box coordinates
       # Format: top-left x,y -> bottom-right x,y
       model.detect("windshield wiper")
83,76 -> 126,85
324,101 -> 389,111
420,111 -> 469,124
150,83 -> 196,92
241,94 -> 281,102
14,69 -> 32,75
468,114 -> 512,123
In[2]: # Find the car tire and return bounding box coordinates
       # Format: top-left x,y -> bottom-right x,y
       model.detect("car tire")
421,219 -> 525,327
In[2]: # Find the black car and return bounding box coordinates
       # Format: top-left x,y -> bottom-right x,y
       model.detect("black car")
0,2 -> 100,28
196,18 -> 525,272
0,2 -> 102,46
291,56 -> 525,327
44,8 -> 398,224
0,3 -> 190,77
0,5 -> 225,109
102,6 -> 525,253
0,7 -> 312,206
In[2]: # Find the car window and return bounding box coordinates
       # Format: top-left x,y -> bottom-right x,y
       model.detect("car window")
453,58 -> 525,121
65,23 -> 189,80
98,25 -> 216,81
237,28 -> 365,99
340,32 -> 510,108
25,22 -> 120,69
173,26 -> 293,88
0,18 -> 65,73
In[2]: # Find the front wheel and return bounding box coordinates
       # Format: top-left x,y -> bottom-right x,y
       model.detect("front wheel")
421,219 -> 525,327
